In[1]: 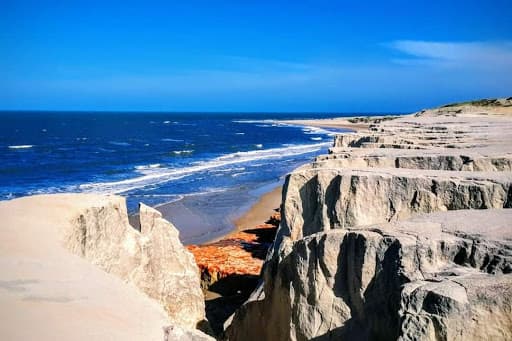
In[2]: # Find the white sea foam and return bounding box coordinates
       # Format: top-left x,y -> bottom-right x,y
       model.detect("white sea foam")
310,137 -> 322,141
109,141 -> 131,146
234,119 -> 339,137
235,132 -> 245,135
293,125 -> 337,136
232,119 -> 276,124
232,171 -> 253,177
8,145 -> 33,149
161,138 -> 184,142
78,142 -> 330,194
209,167 -> 246,174
135,163 -> 161,170
172,150 -> 194,155
163,120 -> 171,124
27,186 -> 63,196
254,144 -> 263,148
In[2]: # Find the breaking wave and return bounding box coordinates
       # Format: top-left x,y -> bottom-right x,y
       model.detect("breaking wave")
78,142 -> 330,194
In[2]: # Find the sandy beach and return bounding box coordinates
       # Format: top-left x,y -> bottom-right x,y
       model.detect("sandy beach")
233,186 -> 281,232
278,116 -> 393,131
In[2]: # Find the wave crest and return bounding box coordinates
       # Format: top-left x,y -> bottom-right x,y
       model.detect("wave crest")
8,145 -> 33,149
78,142 -> 330,194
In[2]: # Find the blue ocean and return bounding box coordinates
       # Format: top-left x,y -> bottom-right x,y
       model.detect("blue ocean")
1,111 -> 358,243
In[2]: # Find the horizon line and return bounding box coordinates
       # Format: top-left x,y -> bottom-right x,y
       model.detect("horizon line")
0,109 -> 410,115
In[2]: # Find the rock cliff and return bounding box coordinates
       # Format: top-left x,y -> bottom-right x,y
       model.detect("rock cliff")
0,194 -> 212,340
226,100 -> 512,340
63,198 -> 205,329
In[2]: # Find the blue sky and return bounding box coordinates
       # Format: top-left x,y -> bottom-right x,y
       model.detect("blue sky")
1,1 -> 511,112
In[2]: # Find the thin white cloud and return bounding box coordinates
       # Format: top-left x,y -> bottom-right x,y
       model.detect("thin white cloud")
388,40 -> 512,68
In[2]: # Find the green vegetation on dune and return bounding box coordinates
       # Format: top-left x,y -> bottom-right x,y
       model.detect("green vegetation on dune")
347,116 -> 399,124
442,97 -> 512,108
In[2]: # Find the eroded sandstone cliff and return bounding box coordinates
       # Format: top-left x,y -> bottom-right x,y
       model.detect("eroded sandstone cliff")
0,194 -> 212,340
63,198 -> 206,329
226,100 -> 512,340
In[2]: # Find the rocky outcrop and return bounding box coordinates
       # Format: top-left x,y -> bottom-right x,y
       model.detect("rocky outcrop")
63,197 -> 205,330
227,210 -> 512,341
226,101 -> 512,340
0,194 -> 211,340
280,167 -> 511,241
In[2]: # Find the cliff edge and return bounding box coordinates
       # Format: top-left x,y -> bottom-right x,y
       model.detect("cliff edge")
0,194 -> 212,340
226,99 -> 512,340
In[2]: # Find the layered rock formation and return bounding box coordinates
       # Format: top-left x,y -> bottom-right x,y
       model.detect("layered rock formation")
226,100 -> 512,340
0,194 -> 212,340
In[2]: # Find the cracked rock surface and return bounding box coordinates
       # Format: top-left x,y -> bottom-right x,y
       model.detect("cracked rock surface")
226,101 -> 512,340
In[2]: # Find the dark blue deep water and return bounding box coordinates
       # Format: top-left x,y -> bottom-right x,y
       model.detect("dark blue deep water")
1,111 -> 363,242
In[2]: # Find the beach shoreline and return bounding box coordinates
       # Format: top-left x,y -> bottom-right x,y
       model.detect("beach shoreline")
183,115 -> 378,246
129,113 -> 388,246
277,114 -> 405,132
209,115 -> 376,242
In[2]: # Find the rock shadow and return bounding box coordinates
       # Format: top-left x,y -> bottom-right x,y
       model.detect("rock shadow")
128,213 -> 141,232
206,274 -> 260,336
324,234 -> 408,340
239,226 -> 277,260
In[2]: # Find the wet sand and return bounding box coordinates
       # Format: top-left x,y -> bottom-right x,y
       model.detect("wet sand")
231,186 -> 281,234
139,182 -> 282,245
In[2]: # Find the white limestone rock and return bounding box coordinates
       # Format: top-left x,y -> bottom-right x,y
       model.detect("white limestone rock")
63,198 -> 205,329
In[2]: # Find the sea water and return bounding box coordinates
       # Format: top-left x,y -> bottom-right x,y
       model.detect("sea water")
1,111 -> 366,243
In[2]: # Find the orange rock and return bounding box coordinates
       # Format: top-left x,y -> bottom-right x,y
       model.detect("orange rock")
187,211 -> 280,289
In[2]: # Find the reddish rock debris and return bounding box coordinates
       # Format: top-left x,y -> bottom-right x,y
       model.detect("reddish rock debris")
187,212 -> 280,289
